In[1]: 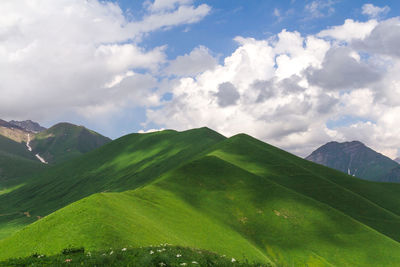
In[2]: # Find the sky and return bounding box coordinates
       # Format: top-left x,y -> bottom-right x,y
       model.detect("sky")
1,0 -> 400,158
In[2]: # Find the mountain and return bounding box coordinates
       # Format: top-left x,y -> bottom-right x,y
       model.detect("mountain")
306,141 -> 400,182
396,157 -> 400,164
0,119 -> 29,143
0,119 -> 111,165
2,129 -> 400,265
8,120 -> 46,133
29,122 -> 111,164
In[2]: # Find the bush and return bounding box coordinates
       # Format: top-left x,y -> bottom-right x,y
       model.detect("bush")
61,247 -> 85,255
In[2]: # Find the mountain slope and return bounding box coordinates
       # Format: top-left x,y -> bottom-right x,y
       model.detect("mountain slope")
206,135 -> 400,242
0,135 -> 46,239
305,141 -> 400,182
0,119 -> 29,143
0,135 -> 44,187
2,155 -> 400,266
0,128 -> 226,238
30,122 -> 111,164
2,130 -> 400,265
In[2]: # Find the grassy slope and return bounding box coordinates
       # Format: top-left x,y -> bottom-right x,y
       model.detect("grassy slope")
0,128 -> 226,239
31,122 -> 112,164
0,135 -> 34,160
0,136 -> 46,240
0,135 -> 44,188
2,133 -> 400,265
2,155 -> 400,265
207,134 -> 400,242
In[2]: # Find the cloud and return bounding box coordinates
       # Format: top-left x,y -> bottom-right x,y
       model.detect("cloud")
304,0 -> 336,19
138,128 -> 165,133
306,47 -> 382,90
165,46 -> 217,76
353,18 -> 400,58
0,0 -> 210,122
145,0 -> 192,12
133,4 -> 211,35
318,19 -> 378,42
146,16 -> 400,159
362,3 -> 390,19
2,1 -> 400,159
214,82 -> 240,107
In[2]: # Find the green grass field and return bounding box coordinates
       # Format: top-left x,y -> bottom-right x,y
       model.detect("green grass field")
1,128 -> 400,266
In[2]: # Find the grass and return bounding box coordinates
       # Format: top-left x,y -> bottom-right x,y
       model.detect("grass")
0,135 -> 45,201
2,128 -> 400,265
0,245 -> 269,266
207,134 -> 400,241
30,122 -> 111,164
0,128 -> 226,239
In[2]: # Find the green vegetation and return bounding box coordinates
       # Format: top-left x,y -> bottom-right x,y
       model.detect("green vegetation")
2,128 -> 400,265
30,122 -> 111,164
0,128 -> 225,238
0,135 -> 45,191
0,246 -> 267,267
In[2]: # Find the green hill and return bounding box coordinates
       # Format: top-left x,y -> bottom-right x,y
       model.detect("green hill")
30,122 -> 112,164
2,128 -> 400,265
0,135 -> 44,189
0,128 -> 225,239
0,135 -> 46,239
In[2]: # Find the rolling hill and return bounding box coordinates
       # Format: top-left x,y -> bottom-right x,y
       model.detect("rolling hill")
0,134 -> 45,188
0,135 -> 46,239
1,128 -> 400,265
29,122 -> 112,164
306,141 -> 400,182
0,128 -> 225,239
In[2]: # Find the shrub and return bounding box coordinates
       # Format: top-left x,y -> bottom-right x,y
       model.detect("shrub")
61,247 -> 85,255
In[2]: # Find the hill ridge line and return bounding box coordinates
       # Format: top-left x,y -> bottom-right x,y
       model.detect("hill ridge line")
245,136 -> 400,220
201,154 -> 400,247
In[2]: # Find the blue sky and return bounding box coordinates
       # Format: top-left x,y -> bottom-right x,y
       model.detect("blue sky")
113,0 -> 400,59
1,0 -> 400,157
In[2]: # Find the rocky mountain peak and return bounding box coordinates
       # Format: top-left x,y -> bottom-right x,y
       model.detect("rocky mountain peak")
8,120 -> 46,133
306,140 -> 400,182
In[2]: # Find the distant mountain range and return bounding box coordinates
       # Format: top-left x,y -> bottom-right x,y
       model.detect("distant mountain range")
306,141 -> 400,182
0,119 -> 111,165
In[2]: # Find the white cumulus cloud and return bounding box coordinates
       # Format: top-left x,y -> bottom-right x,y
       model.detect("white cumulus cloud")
146,16 -> 400,159
362,3 -> 390,19
165,46 -> 217,76
0,0 -> 210,122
